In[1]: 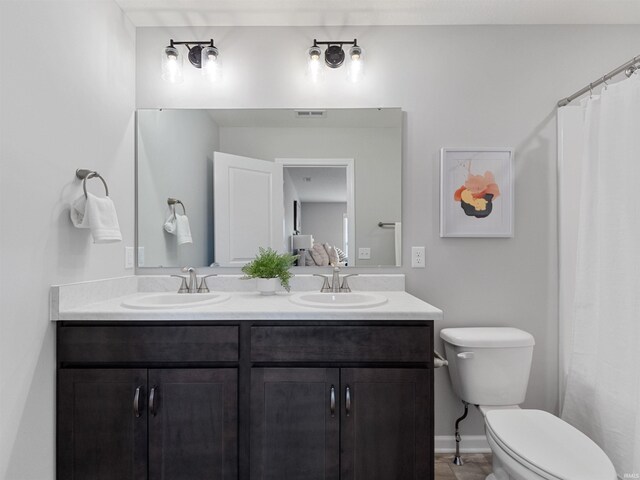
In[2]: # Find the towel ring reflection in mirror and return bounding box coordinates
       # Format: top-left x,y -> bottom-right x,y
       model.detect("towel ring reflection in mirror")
75,169 -> 109,198
167,197 -> 186,215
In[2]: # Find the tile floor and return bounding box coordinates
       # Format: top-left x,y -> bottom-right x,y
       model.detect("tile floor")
435,453 -> 493,480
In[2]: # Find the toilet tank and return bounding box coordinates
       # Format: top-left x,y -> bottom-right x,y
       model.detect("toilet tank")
440,328 -> 535,406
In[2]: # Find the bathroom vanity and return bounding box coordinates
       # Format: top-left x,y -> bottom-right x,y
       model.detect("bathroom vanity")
52,276 -> 442,480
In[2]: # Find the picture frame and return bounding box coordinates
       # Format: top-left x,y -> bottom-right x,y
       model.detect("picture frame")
440,148 -> 514,238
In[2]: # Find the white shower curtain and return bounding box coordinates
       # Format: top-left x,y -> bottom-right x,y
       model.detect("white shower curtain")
562,75 -> 640,477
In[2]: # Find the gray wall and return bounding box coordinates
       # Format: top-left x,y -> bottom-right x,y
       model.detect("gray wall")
301,202 -> 347,250
137,24 -> 640,438
0,1 -> 136,478
137,109 -> 219,267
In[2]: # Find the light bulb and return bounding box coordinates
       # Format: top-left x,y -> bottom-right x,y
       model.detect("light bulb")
348,46 -> 363,83
161,45 -> 183,84
201,45 -> 221,83
307,46 -> 323,83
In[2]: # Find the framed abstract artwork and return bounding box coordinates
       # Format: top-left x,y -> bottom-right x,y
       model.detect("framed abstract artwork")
440,148 -> 514,238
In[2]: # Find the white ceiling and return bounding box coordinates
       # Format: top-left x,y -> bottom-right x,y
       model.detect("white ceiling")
115,0 -> 640,26
285,166 -> 347,203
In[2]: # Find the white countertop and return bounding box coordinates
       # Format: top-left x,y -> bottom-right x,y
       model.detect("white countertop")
51,275 -> 443,322
55,291 -> 442,321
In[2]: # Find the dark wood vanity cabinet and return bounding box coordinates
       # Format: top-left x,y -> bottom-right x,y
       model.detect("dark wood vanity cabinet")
250,368 -> 340,480
57,321 -> 433,480
250,367 -> 430,480
58,367 -> 237,480
249,325 -> 433,480
57,325 -> 239,480
57,368 -> 148,480
340,368 -> 431,480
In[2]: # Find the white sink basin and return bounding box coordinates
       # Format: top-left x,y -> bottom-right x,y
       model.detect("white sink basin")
289,292 -> 388,309
121,292 -> 230,310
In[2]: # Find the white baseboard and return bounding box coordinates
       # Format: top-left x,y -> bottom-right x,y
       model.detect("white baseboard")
435,435 -> 491,453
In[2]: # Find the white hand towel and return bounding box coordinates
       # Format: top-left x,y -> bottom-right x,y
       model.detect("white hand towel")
175,213 -> 192,245
70,196 -> 90,229
163,212 -> 192,245
70,193 -> 122,243
163,214 -> 177,234
394,221 -> 402,267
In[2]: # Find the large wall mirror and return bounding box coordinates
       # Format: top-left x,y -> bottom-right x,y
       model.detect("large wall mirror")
136,108 -> 402,268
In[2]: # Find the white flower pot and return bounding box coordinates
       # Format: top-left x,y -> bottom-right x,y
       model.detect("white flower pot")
256,278 -> 279,295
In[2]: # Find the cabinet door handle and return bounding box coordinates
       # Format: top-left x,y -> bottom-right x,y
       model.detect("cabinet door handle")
149,386 -> 157,416
345,386 -> 351,416
133,386 -> 142,418
330,385 -> 336,417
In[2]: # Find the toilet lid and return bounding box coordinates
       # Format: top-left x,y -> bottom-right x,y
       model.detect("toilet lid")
485,409 -> 616,480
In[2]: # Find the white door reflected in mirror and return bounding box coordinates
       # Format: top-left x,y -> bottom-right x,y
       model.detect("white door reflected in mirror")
213,152 -> 284,267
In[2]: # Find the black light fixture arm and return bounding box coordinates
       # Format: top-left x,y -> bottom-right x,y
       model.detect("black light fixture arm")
313,39 -> 358,47
311,39 -> 359,69
168,39 -> 215,47
166,39 -> 217,69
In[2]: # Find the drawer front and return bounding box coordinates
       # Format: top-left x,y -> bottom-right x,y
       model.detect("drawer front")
251,326 -> 432,363
58,326 -> 238,363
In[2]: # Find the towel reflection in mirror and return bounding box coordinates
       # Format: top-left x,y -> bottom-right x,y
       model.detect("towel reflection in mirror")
164,201 -> 192,245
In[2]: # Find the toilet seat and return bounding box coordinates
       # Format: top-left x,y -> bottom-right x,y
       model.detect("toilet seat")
485,409 -> 617,480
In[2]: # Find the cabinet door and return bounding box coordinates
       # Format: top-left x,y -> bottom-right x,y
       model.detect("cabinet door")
341,368 -> 432,480
148,369 -> 238,480
57,368 -> 147,480
250,368 -> 340,480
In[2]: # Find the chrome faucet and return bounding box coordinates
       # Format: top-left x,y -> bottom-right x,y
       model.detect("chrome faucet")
183,267 -> 197,293
339,274 -> 357,292
197,274 -> 217,293
172,269 -> 216,294
331,266 -> 341,293
313,265 -> 358,293
170,275 -> 190,293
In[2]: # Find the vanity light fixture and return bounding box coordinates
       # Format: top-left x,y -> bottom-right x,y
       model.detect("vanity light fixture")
307,39 -> 364,83
161,39 -> 221,84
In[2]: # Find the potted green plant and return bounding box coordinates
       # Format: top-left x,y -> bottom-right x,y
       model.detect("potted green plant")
241,247 -> 298,295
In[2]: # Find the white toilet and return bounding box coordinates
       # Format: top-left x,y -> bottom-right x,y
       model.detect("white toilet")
440,327 -> 617,480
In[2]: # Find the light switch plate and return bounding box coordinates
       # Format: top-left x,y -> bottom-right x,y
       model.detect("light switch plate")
358,247 -> 371,260
411,246 -> 426,268
125,247 -> 134,269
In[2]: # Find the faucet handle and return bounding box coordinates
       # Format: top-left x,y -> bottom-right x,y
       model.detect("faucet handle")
170,275 -> 189,293
340,274 -> 358,293
313,274 -> 332,293
197,274 -> 217,293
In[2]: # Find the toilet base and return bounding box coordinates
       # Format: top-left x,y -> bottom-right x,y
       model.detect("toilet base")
486,428 -> 546,480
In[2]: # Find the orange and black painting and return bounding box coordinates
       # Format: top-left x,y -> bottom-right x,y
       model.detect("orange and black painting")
453,163 -> 500,218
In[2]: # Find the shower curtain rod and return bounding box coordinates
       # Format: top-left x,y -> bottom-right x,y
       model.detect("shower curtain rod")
557,54 -> 640,107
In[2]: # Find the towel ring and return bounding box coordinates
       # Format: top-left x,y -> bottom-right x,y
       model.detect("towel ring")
76,169 -> 109,198
167,197 -> 186,215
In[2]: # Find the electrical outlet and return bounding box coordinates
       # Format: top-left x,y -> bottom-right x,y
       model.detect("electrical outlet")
125,247 -> 134,269
358,247 -> 371,260
411,246 -> 426,268
137,247 -> 145,267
